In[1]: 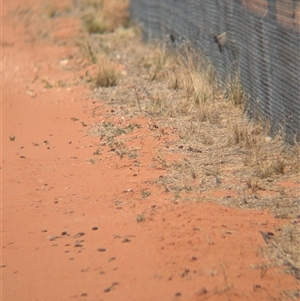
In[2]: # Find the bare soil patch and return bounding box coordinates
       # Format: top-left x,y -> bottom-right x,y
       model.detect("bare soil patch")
1,1 -> 299,301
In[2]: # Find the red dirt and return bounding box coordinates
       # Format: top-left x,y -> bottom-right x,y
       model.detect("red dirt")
1,1 -> 299,301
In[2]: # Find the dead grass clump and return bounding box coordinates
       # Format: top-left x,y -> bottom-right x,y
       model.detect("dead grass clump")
143,43 -> 224,123
144,46 -> 172,81
254,154 -> 287,179
168,69 -> 179,90
45,4 -> 57,18
95,63 -> 118,87
227,73 -> 245,107
75,39 -> 98,63
84,16 -> 106,34
195,103 -> 220,124
146,97 -> 168,116
175,45 -> 218,104
228,120 -> 262,148
80,0 -> 129,34
101,0 -> 129,32
289,139 -> 300,172
245,176 -> 259,192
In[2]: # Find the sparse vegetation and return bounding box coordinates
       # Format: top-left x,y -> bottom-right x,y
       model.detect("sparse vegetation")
89,122 -> 141,140
75,39 -> 97,63
77,0 -> 300,280
45,5 -> 57,18
95,63 -> 118,87
80,0 -> 129,34
141,190 -> 151,198
245,176 -> 259,193
227,73 -> 245,107
84,16 -> 106,34
7,0 -> 300,298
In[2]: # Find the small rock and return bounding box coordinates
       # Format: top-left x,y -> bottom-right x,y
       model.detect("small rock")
265,136 -> 272,142
196,287 -> 207,296
175,292 -> 181,297
122,238 -> 131,243
74,232 -> 85,238
60,59 -> 69,66
253,284 -> 261,291
97,248 -> 106,252
92,227 -> 98,230
47,236 -> 60,241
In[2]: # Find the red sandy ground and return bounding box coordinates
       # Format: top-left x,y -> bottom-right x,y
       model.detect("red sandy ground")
1,1 -> 299,300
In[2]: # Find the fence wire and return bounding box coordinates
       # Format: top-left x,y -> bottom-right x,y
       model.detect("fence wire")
130,0 -> 300,141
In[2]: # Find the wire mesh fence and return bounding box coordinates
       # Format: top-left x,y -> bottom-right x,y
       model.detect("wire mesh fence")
130,0 -> 300,141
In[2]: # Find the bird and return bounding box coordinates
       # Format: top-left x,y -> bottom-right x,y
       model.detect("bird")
214,32 -> 227,52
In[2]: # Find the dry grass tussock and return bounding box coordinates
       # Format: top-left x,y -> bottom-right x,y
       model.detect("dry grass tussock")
95,61 -> 118,87
81,10 -> 300,279
80,0 -> 129,34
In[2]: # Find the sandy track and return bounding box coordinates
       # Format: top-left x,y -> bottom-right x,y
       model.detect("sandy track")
1,1 -> 299,300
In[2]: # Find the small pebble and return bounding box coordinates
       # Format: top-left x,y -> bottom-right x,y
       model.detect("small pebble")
175,292 -> 181,297
74,232 -> 85,238
253,284 -> 261,291
196,287 -> 207,296
97,248 -> 106,252
136,214 -> 145,223
92,226 -> 98,230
